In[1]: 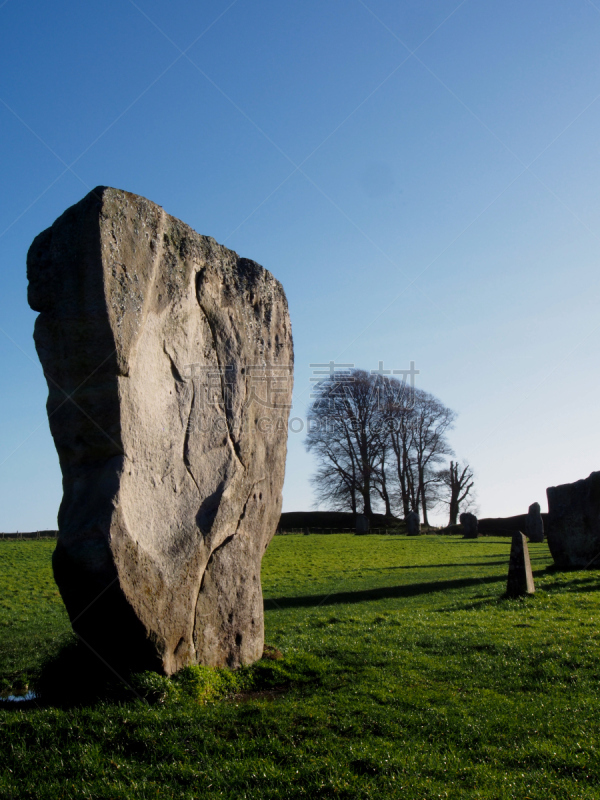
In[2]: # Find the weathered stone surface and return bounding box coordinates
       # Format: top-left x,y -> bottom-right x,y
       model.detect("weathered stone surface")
506,532 -> 535,597
546,472 -> 600,569
355,514 -> 370,535
460,512 -> 478,539
28,187 -> 293,674
526,502 -> 544,543
406,511 -> 420,536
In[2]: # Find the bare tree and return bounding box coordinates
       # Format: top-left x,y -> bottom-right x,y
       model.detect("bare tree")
308,436 -> 359,514
409,390 -> 456,526
306,369 -> 463,526
379,376 -> 415,518
306,369 -> 386,519
439,461 -> 475,526
380,381 -> 455,524
372,434 -> 393,517
310,461 -> 357,513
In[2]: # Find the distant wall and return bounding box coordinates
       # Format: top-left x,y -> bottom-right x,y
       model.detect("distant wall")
478,514 -> 548,535
279,511 -> 548,536
278,511 -> 400,532
438,514 -> 550,537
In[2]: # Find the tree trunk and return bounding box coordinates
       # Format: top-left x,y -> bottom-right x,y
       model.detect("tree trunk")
362,490 -> 373,518
407,460 -> 419,515
383,492 -> 392,518
398,462 -> 410,518
379,454 -> 392,517
448,461 -> 459,526
401,443 -> 412,517
420,481 -> 429,526
359,426 -> 374,519
417,466 -> 430,526
448,500 -> 459,527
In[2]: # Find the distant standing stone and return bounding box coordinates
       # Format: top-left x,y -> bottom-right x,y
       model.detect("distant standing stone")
506,532 -> 535,597
355,515 -> 370,535
460,512 -> 478,539
526,502 -> 544,543
406,511 -> 420,536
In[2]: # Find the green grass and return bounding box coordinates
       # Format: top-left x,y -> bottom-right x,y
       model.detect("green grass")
1,534 -> 599,799
0,539 -> 70,688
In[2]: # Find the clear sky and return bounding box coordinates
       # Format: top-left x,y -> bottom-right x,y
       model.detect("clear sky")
1,0 -> 600,530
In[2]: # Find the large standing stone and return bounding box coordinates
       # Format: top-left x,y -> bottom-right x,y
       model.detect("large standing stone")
506,532 -> 535,597
460,512 -> 478,539
406,511 -> 420,536
526,502 -> 544,543
355,514 -> 370,535
27,187 -> 293,674
546,472 -> 600,569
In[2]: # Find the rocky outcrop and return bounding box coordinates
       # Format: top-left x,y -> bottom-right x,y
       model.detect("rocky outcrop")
28,187 -> 293,674
546,472 -> 600,569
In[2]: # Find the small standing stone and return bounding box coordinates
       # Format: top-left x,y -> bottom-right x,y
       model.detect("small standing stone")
526,502 -> 544,543
460,512 -> 479,539
406,511 -> 420,536
506,531 -> 535,597
355,515 -> 370,535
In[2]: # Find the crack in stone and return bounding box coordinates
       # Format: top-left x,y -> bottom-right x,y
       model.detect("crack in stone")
182,380 -> 201,496
191,479 -> 261,654
164,346 -> 185,383
195,278 -> 245,472
233,479 -> 264,537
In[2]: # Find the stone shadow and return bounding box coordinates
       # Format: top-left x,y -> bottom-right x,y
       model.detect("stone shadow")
361,559 -> 543,572
264,573 -> 507,610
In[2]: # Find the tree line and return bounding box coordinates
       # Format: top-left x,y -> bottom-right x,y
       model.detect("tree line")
305,369 -> 475,527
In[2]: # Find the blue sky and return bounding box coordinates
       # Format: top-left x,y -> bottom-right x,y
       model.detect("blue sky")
1,0 -> 600,529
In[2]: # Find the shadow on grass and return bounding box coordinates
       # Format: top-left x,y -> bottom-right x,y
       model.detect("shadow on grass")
445,539 -> 512,545
437,567 -> 565,611
442,595 -> 528,612
539,574 -> 600,593
381,537 -> 514,545
264,573 -> 506,610
20,638 -> 143,709
1,637 -> 330,711
362,558 -> 547,572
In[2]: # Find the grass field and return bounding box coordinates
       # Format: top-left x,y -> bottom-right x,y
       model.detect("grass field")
1,534 -> 599,799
